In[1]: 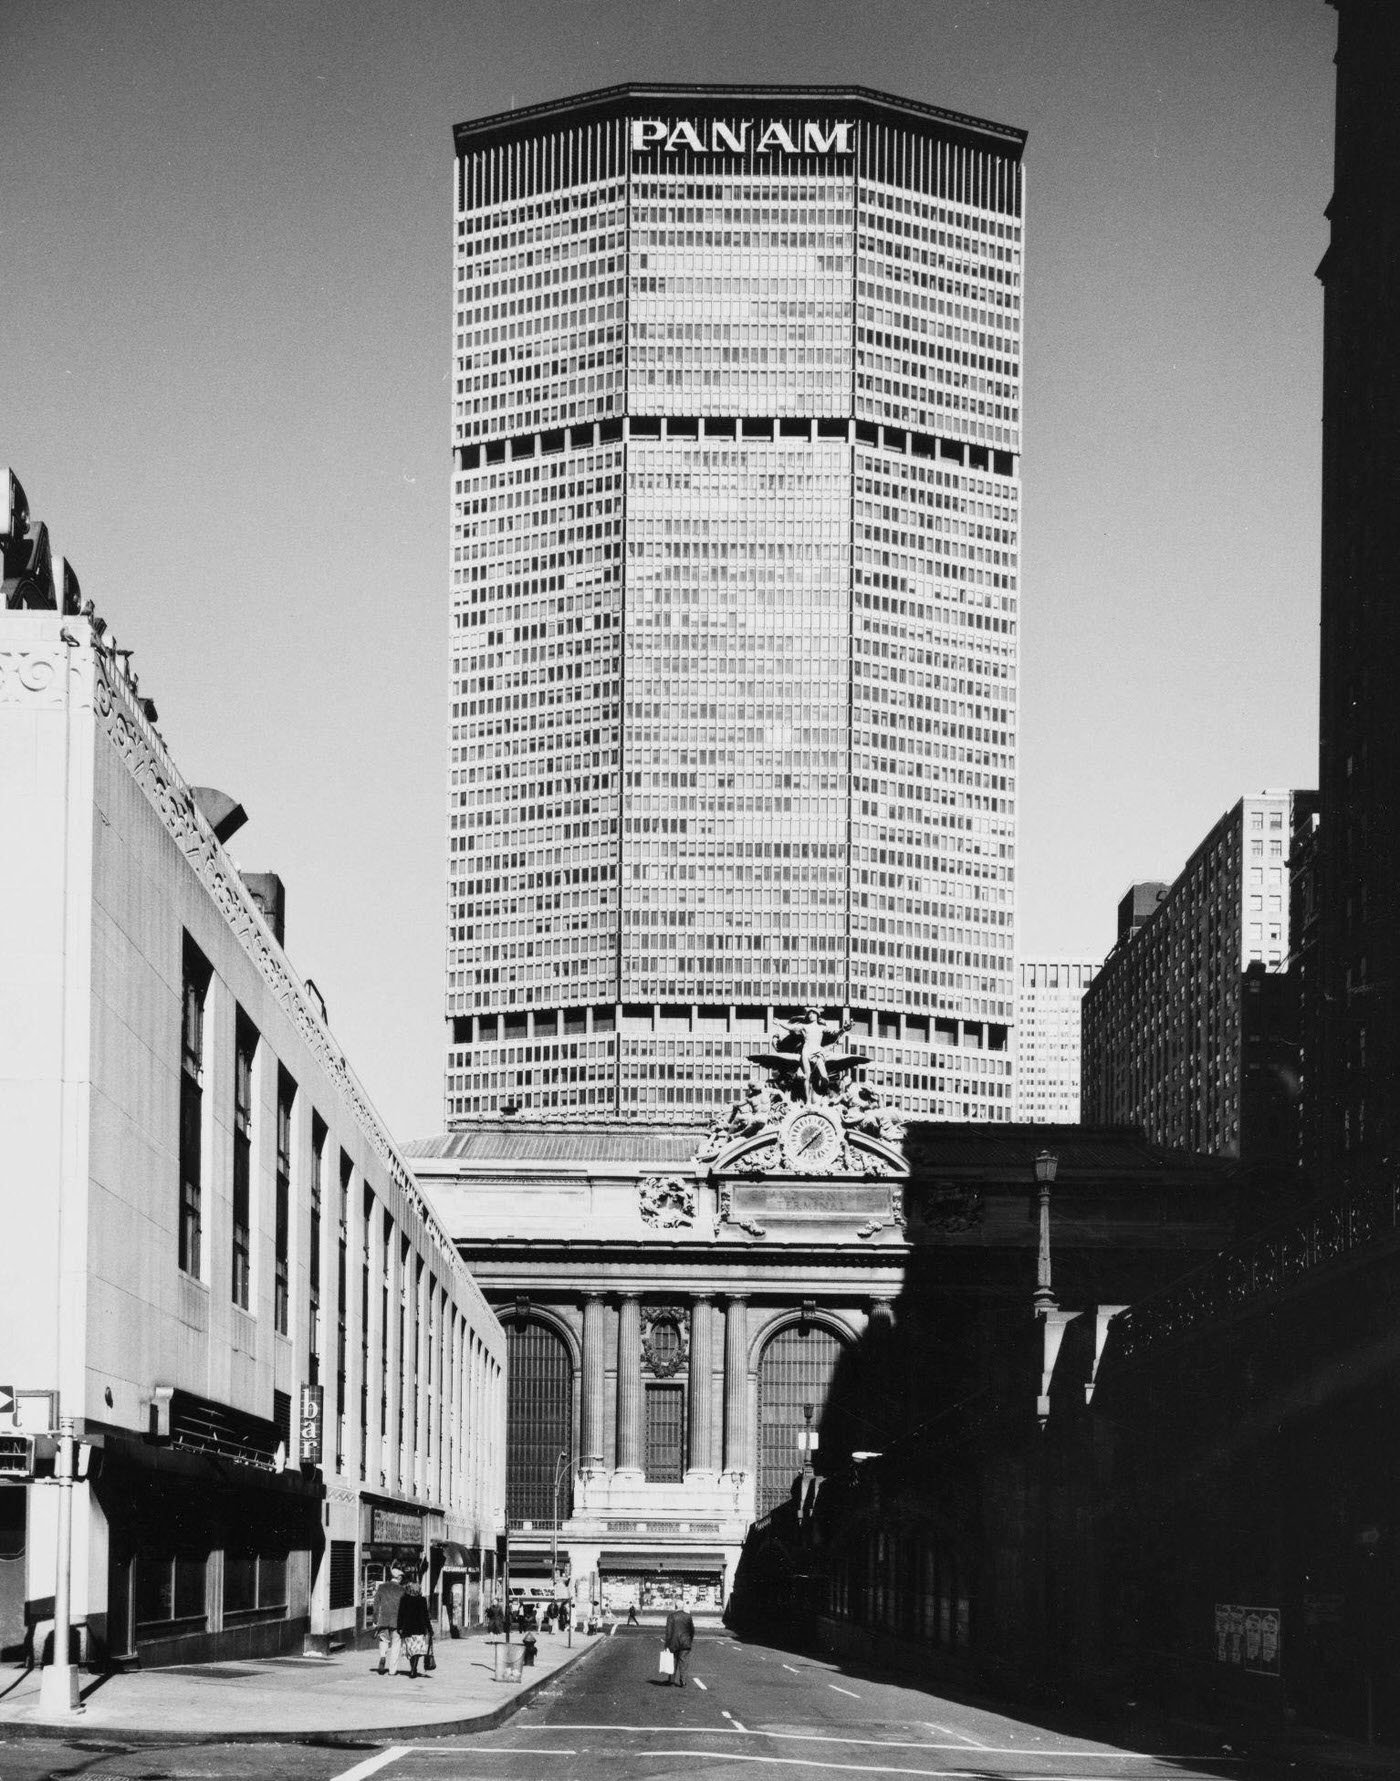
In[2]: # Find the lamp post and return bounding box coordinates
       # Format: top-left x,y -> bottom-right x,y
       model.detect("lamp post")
1033,1150 -> 1058,1313
550,1449 -> 569,1585
551,1450 -> 571,1645
1032,1149 -> 1059,1692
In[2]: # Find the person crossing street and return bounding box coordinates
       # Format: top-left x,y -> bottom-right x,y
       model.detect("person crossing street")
662,1605 -> 695,1687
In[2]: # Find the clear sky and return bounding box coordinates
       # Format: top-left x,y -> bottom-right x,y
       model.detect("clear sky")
3,0 -> 1334,1141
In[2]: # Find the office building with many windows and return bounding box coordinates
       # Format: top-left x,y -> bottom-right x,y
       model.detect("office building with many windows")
1080,793 -> 1302,1159
445,84 -> 1027,1127
1,477 -> 505,1669
1012,958 -> 1099,1122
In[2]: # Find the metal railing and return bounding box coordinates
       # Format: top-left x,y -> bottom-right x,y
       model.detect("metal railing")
1113,1172 -> 1400,1364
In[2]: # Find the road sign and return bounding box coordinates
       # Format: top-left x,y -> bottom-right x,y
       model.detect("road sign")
0,1434 -> 34,1478
14,1390 -> 58,1433
0,1384 -> 14,1421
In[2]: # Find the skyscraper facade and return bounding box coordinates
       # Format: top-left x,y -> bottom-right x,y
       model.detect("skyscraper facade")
1080,793 -> 1299,1157
1012,958 -> 1099,1122
1315,1 -> 1400,1183
445,86 -> 1026,1125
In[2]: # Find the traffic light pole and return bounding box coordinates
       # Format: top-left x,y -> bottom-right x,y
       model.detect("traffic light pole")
39,1415 -> 82,1714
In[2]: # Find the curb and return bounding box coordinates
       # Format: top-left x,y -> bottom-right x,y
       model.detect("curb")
0,1636 -> 605,1748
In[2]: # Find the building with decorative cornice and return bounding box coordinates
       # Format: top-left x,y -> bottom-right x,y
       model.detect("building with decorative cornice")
1,476 -> 505,1670
444,84 -> 1026,1130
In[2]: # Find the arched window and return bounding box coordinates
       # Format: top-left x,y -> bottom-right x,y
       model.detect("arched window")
756,1323 -> 848,1518
505,1320 -> 572,1526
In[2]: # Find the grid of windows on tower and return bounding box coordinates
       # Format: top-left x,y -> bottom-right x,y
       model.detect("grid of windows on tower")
451,174 -> 1020,443
446,104 -> 1023,1129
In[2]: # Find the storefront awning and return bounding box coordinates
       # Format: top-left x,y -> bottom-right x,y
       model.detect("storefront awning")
598,1551 -> 726,1573
433,1541 -> 471,1567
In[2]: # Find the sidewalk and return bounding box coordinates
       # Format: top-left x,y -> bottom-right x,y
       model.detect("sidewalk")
1128,1709 -> 1400,1781
0,1628 -> 602,1746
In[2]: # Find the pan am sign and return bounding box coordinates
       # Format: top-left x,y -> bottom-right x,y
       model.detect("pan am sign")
632,119 -> 854,156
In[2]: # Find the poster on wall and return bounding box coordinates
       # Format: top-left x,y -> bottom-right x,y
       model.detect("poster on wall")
1215,1604 -> 1281,1676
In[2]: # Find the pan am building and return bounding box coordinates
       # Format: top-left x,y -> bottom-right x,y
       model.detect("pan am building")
445,85 -> 1026,1128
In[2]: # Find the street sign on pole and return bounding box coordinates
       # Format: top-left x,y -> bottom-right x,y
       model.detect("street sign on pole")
0,1434 -> 33,1478
37,1415 -> 82,1715
0,1384 -> 15,1421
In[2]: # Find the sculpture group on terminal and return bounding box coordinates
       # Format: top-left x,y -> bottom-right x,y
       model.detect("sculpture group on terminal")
694,1007 -> 906,1179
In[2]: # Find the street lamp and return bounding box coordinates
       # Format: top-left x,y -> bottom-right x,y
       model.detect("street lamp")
1032,1148 -> 1059,1687
550,1449 -> 569,1584
551,1449 -> 571,1642
1033,1150 -> 1058,1314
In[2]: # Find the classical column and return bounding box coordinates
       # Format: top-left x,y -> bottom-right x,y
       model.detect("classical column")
580,1294 -> 607,1472
687,1295 -> 716,1476
867,1297 -> 896,1449
722,1296 -> 749,1475
616,1293 -> 643,1474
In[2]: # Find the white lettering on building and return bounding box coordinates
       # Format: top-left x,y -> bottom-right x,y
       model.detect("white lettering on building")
630,118 -> 854,156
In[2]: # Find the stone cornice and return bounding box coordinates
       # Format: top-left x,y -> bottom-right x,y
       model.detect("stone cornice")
19,617 -> 479,1305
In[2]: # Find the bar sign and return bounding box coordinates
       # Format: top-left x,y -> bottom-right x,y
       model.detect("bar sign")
299,1384 -> 324,1464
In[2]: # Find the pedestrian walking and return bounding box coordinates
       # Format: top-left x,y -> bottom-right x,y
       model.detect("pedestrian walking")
626,1603 -> 640,1626
397,1577 -> 434,1679
372,1567 -> 406,1676
662,1605 -> 695,1687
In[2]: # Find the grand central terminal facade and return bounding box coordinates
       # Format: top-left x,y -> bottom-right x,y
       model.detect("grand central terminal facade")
408,1023 -> 1234,1619
408,1022 -> 910,1614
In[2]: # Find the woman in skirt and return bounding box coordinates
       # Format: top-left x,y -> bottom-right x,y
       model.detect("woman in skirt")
396,1579 -> 434,1678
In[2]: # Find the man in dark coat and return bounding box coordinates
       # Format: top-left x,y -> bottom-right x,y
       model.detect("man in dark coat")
372,1567 -> 405,1675
662,1606 -> 695,1687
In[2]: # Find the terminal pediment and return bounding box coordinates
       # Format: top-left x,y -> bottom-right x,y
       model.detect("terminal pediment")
689,1009 -> 908,1240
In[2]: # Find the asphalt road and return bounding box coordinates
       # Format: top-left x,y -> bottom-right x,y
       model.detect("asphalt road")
0,1629 -> 1351,1781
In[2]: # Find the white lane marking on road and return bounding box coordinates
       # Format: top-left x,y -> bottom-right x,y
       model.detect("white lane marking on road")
692,1676 -> 708,1689
329,1747 -> 411,1781
828,1682 -> 861,1697
781,1661 -> 802,1673
923,1718 -> 989,1748
535,1756 -> 975,1775
443,1725 -> 1227,1759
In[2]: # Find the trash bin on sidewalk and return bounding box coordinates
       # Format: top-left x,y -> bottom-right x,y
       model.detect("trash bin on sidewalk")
493,1642 -> 524,1683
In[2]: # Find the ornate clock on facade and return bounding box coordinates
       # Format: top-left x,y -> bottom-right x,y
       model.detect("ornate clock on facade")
781,1107 -> 842,1174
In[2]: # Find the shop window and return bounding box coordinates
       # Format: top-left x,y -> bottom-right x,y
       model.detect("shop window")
134,1552 -> 207,1635
224,1550 -> 289,1619
224,1553 -> 258,1614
